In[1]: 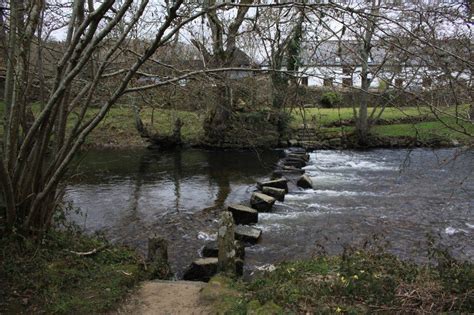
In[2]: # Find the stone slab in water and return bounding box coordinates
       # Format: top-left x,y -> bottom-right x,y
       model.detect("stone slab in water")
250,192 -> 276,212
257,178 -> 288,192
281,157 -> 306,168
202,241 -> 245,260
286,147 -> 307,154
235,225 -> 262,244
228,204 -> 258,224
182,257 -> 218,282
297,174 -> 313,189
287,152 -> 310,162
272,167 -> 305,180
262,187 -> 285,202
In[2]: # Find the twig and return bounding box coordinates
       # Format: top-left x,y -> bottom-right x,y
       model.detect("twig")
68,244 -> 107,256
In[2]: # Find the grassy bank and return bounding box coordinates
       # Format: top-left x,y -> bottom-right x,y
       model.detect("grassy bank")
206,249 -> 474,314
0,101 -> 472,148
291,105 -> 474,144
0,230 -> 153,314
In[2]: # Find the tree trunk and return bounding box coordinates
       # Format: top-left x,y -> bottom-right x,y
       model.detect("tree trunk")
204,82 -> 232,145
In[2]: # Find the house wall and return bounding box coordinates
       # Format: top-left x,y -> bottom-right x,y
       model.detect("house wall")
302,65 -> 472,90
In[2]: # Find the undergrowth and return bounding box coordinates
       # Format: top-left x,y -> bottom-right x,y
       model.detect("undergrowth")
239,248 -> 473,313
212,242 -> 474,314
0,230 -> 153,314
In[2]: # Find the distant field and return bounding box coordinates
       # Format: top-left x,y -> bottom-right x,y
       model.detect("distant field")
288,105 -> 471,127
0,101 -> 472,147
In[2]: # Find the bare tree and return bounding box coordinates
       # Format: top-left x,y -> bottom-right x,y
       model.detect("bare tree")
0,0 -> 227,235
189,0 -> 253,145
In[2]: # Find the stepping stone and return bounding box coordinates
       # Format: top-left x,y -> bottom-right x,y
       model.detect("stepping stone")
286,147 -> 307,154
281,157 -> 306,168
235,225 -> 262,244
297,174 -> 313,189
262,187 -> 285,202
287,152 -> 310,162
182,257 -> 218,282
257,178 -> 288,193
201,240 -> 245,260
250,192 -> 276,212
228,204 -> 258,224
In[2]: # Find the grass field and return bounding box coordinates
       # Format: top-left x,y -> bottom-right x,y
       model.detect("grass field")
289,106 -> 435,127
0,101 -> 472,147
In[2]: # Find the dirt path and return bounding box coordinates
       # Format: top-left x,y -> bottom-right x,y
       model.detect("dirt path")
117,280 -> 212,315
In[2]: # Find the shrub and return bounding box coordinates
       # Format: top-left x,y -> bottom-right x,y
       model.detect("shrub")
320,92 -> 342,108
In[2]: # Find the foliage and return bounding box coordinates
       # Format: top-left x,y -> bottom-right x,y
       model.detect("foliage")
233,249 -> 474,313
0,230 -> 151,314
320,92 -> 343,108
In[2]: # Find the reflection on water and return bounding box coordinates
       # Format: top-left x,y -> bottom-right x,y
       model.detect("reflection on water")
66,148 -> 281,275
66,148 -> 474,277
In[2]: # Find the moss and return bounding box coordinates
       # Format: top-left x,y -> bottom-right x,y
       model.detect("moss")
200,275 -> 246,314
247,300 -> 284,315
0,230 -> 152,314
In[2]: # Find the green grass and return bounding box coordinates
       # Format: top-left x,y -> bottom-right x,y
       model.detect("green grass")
82,106 -> 204,146
212,249 -> 474,314
0,230 -> 153,314
288,106 -> 433,127
1,101 -> 472,147
373,118 -> 474,140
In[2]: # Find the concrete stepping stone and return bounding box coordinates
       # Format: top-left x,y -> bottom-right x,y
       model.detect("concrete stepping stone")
262,187 -> 285,202
287,152 -> 310,162
250,192 -> 276,212
286,147 -> 307,154
235,225 -> 262,244
182,257 -> 218,282
257,178 -> 288,192
273,168 -> 305,177
297,174 -> 313,189
228,204 -> 258,224
281,157 -> 306,168
201,240 -> 245,260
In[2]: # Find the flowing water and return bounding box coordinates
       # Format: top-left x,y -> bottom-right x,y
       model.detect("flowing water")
66,148 -> 474,277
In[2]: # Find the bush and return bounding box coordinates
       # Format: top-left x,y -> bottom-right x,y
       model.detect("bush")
320,92 -> 342,108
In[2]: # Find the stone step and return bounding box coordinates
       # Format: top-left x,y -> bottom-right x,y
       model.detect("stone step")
297,174 -> 313,189
257,178 -> 288,192
287,153 -> 310,162
286,147 -> 307,154
250,192 -> 276,212
201,240 -> 245,260
280,157 -> 306,168
272,168 -> 305,179
228,204 -> 258,224
182,257 -> 218,282
235,225 -> 262,244
262,187 -> 285,202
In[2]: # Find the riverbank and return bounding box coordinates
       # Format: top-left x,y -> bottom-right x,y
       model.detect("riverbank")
82,105 -> 473,149
1,102 -> 471,149
2,232 -> 472,314
201,249 -> 474,313
0,230 -> 158,314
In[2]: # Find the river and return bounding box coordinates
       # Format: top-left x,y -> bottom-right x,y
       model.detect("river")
66,147 -> 474,277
